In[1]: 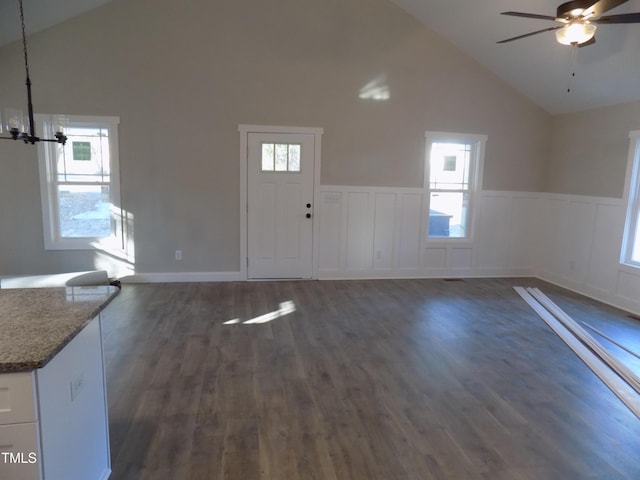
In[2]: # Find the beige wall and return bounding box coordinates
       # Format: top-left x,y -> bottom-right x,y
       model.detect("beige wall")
0,0 -> 549,276
546,100 -> 640,198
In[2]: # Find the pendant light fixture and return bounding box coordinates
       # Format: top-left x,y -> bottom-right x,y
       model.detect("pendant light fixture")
0,0 -> 67,145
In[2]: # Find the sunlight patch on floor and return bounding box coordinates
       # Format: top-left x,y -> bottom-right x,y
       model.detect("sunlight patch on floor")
223,300 -> 296,325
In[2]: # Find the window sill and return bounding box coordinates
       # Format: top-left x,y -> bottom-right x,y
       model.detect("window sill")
425,237 -> 474,247
619,262 -> 640,274
44,237 -> 124,252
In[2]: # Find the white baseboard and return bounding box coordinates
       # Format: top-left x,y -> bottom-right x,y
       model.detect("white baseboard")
119,271 -> 243,283
317,270 -> 535,281
537,271 -> 640,317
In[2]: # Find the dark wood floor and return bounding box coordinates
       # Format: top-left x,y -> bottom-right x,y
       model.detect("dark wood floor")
100,278 -> 640,479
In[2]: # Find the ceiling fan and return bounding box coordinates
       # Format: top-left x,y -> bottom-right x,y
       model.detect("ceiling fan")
497,0 -> 640,47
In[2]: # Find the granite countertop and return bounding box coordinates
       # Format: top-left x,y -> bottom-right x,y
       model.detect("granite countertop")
0,285 -> 119,373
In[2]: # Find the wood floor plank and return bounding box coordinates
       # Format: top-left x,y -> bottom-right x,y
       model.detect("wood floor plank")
221,418 -> 260,479
101,279 -> 640,479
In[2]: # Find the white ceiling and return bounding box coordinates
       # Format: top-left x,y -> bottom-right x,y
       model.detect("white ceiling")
2,0 -> 639,114
391,0 -> 640,114
0,0 -> 112,46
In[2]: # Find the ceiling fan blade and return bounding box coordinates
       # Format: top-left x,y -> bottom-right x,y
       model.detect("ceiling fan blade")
497,26 -> 563,44
593,12 -> 640,23
501,11 -> 558,21
584,0 -> 628,17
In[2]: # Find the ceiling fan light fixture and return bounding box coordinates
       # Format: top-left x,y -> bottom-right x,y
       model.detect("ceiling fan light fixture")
555,22 -> 597,45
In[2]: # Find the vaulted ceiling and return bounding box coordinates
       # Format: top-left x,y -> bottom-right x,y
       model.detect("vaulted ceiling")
391,0 -> 640,114
3,0 -> 640,115
0,0 -> 112,46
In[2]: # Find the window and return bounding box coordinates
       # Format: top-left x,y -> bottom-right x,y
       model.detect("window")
37,115 -> 122,250
425,132 -> 486,239
261,142 -> 301,172
622,131 -> 640,267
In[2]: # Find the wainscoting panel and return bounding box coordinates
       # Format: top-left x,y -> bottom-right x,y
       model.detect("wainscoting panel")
373,193 -> 396,271
535,194 -> 640,315
508,195 -> 540,274
451,248 -> 473,274
475,194 -> 512,274
540,197 -> 595,287
345,192 -> 373,271
585,202 -> 626,297
423,248 -> 447,272
397,193 -> 423,272
617,270 -> 640,308
317,186 -> 538,280
317,191 -> 343,271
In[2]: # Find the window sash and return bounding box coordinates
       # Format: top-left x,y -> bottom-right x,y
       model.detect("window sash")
424,132 -> 486,242
37,114 -> 122,250
621,135 -> 640,266
428,191 -> 470,238
55,185 -> 114,239
630,209 -> 640,265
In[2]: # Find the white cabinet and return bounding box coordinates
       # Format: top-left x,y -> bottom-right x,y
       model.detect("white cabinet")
0,372 -> 42,480
0,315 -> 110,480
0,372 -> 37,424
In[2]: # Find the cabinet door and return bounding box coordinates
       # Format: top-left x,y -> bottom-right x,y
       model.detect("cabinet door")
0,422 -> 42,479
0,372 -> 37,425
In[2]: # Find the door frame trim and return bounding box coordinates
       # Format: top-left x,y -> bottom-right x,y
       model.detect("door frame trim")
239,124 -> 324,280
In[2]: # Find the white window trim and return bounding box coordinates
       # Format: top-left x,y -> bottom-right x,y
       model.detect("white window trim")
423,131 -> 486,244
621,130 -> 640,268
37,114 -> 123,251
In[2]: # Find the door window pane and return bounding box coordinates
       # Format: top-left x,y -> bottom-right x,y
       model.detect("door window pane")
261,143 -> 302,172
261,143 -> 275,171
288,144 -> 301,172
275,144 -> 288,171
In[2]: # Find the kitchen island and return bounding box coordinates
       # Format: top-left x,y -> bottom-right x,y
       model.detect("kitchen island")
0,285 -> 119,480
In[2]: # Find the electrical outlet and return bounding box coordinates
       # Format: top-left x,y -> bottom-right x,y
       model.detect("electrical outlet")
175,250 -> 182,261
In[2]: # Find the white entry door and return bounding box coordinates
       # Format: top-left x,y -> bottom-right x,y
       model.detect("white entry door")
247,132 -> 315,279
